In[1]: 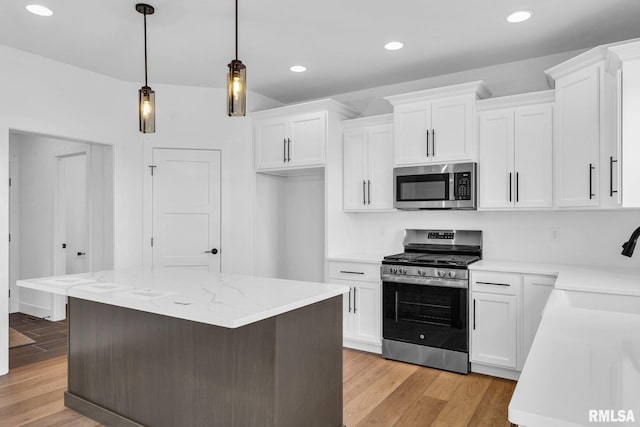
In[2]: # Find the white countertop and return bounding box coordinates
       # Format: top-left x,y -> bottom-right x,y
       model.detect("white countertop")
509,289 -> 640,427
326,253 -> 386,264
470,260 -> 640,297
17,268 -> 349,329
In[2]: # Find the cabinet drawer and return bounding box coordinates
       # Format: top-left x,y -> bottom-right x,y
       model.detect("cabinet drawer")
471,271 -> 520,295
328,262 -> 380,282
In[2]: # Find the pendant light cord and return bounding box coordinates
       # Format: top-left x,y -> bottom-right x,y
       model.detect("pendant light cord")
235,0 -> 238,60
143,11 -> 148,86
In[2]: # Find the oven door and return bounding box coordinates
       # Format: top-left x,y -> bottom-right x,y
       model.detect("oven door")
382,280 -> 468,353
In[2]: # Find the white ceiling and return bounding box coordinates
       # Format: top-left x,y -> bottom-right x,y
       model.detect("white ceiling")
1,0 -> 640,103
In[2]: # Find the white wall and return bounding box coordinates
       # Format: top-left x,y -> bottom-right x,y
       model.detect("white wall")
330,49 -> 587,116
254,173 -> 287,278
0,44 -> 141,375
253,172 -> 325,282
284,173 -> 325,282
140,83 -> 280,275
337,210 -> 640,268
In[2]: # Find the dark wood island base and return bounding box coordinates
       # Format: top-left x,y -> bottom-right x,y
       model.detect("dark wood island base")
65,296 -> 344,427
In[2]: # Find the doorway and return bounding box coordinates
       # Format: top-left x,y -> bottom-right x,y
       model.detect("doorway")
151,148 -> 221,272
8,131 -> 114,326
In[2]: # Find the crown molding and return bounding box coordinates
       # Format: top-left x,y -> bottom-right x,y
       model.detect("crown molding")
384,81 -> 490,105
476,90 -> 555,112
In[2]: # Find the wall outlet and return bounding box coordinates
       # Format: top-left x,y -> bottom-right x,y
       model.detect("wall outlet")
550,227 -> 560,241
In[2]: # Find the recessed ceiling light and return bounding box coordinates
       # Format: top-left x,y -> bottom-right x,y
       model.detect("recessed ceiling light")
290,65 -> 307,73
384,41 -> 404,51
506,10 -> 533,23
26,4 -> 53,16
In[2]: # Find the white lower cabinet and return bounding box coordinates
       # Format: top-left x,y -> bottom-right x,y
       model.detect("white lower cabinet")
470,269 -> 556,379
328,261 -> 381,353
471,292 -> 518,369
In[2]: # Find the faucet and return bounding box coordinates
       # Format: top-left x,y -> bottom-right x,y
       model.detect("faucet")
621,226 -> 640,257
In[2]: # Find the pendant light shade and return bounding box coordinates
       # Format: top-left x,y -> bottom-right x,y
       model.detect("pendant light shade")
139,85 -> 155,133
227,59 -> 246,116
227,0 -> 246,116
136,3 -> 156,133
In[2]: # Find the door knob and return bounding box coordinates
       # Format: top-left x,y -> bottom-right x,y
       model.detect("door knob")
203,249 -> 218,255
77,252 -> 86,256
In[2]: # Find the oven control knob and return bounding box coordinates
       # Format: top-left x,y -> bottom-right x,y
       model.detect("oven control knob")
390,267 -> 397,274
437,270 -> 446,278
417,269 -> 425,276
448,271 -> 457,278
400,268 -> 407,275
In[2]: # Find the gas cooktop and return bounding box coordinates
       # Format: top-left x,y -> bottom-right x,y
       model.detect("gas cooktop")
382,252 -> 480,268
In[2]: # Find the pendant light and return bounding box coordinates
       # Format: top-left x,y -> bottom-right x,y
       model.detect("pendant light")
136,3 -> 156,133
227,0 -> 246,116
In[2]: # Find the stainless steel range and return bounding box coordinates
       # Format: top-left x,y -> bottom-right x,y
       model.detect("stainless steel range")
381,229 -> 482,374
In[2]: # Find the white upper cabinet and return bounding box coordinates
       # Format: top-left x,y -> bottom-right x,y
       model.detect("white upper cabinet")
545,45 -> 629,209
253,99 -> 356,172
607,39 -> 640,208
386,81 -> 490,167
551,65 -> 601,207
478,92 -> 553,210
343,115 -> 394,211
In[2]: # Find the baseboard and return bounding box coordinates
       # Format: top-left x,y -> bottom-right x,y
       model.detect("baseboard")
65,392 -> 143,427
18,302 -> 52,320
343,339 -> 382,354
471,363 -> 520,380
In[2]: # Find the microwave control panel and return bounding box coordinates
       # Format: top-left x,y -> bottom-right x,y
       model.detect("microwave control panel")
454,172 -> 472,200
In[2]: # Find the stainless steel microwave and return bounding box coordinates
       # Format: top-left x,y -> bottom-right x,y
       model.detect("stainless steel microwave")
393,163 -> 477,210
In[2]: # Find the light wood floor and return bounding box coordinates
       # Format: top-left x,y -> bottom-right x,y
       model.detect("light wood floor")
0,348 -> 516,426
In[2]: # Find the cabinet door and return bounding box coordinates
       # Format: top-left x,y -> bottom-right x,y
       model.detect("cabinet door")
289,112 -> 327,167
515,104 -> 553,208
478,110 -> 515,209
343,129 -> 367,210
621,60 -> 640,207
471,292 -> 517,369
521,275 -> 555,367
394,103 -> 431,165
330,278 -> 354,339
601,70 -> 621,208
555,65 -> 600,207
352,281 -> 381,345
366,124 -> 394,210
255,120 -> 287,170
431,96 -> 474,162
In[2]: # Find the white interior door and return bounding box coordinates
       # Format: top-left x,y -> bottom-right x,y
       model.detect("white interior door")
59,154 -> 89,275
152,148 -> 221,272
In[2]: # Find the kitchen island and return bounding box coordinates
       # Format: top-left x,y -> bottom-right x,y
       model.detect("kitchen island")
17,268 -> 349,427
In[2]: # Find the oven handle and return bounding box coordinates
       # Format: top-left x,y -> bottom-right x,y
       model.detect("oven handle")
381,274 -> 468,289
394,291 -> 399,322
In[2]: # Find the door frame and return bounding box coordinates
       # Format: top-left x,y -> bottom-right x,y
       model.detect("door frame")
142,147 -> 223,271
1,125 -> 117,376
